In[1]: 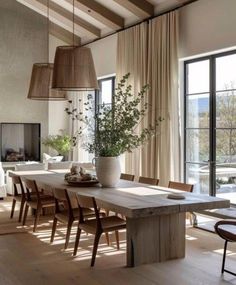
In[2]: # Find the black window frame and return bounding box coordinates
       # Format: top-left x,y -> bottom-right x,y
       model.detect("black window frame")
95,76 -> 116,111
184,49 -> 236,203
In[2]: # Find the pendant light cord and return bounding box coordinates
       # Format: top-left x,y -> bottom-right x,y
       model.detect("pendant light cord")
73,0 -> 75,46
47,0 -> 49,62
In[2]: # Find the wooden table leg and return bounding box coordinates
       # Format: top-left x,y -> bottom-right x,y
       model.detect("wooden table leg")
126,212 -> 186,267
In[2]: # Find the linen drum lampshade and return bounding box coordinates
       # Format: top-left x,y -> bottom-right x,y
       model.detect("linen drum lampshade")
28,63 -> 66,100
52,46 -> 99,91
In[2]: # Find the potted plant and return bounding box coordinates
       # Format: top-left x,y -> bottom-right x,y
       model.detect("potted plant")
42,131 -> 73,158
65,73 -> 162,187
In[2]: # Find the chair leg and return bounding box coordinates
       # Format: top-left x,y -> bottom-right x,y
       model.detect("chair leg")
18,200 -> 25,223
91,232 -> 102,267
73,226 -> 81,256
65,219 -> 73,249
105,232 -> 110,246
42,208 -> 46,216
115,230 -> 120,250
10,199 -> 16,219
22,204 -> 29,226
50,217 -> 58,243
33,206 -> 41,232
222,240 -> 228,274
191,212 -> 198,226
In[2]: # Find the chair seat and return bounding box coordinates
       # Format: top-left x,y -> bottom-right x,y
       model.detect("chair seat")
55,207 -> 95,223
27,196 -> 55,208
13,194 -> 24,202
79,216 -> 126,234
218,224 -> 236,241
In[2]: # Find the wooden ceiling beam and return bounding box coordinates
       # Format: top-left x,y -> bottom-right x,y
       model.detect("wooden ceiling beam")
16,0 -> 100,39
43,0 -> 101,38
49,22 -> 81,45
113,0 -> 154,18
74,0 -> 124,30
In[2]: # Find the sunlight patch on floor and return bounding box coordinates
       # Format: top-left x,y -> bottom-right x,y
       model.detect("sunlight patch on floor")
186,234 -> 198,240
213,248 -> 233,255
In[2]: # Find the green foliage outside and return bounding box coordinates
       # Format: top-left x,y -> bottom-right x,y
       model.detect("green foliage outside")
65,73 -> 163,157
187,82 -> 236,193
42,132 -> 73,155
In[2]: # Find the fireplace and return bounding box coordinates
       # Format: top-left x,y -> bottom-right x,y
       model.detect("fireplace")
0,123 -> 40,162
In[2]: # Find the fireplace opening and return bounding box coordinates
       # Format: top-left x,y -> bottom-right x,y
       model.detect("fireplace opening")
0,123 -> 40,162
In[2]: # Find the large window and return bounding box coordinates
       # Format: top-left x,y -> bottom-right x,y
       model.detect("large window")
96,76 -> 115,107
184,51 -> 236,205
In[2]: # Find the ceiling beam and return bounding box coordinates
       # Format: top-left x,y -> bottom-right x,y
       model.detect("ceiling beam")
44,0 -> 101,38
49,22 -> 81,45
16,0 -> 100,39
74,0 -> 124,30
113,0 -> 154,18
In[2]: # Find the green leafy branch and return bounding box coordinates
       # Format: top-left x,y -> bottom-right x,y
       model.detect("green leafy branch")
65,73 -> 163,157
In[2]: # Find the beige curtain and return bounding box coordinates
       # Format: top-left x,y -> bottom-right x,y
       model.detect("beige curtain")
68,91 -> 95,162
116,22 -> 148,177
116,11 -> 180,186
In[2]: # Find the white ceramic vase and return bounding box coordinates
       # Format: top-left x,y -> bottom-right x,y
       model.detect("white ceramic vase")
96,156 -> 121,187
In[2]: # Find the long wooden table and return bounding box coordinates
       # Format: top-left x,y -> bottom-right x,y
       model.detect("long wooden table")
10,171 -> 230,267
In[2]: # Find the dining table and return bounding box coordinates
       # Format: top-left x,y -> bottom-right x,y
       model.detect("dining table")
9,170 -> 230,267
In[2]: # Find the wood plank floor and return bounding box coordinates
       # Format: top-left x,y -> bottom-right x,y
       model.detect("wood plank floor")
0,198 -> 236,285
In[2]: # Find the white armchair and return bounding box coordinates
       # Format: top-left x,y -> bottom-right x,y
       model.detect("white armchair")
6,162 -> 46,195
0,162 -> 7,198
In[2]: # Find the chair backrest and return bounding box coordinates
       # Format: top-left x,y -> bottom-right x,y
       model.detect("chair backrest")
53,188 -> 74,217
15,163 -> 45,171
120,173 -> 135,181
138,176 -> 159,186
76,194 -> 101,226
11,175 -> 25,197
48,161 -> 72,170
168,181 -> 193,192
23,178 -> 40,200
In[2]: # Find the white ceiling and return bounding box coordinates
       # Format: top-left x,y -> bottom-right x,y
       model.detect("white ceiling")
16,0 -> 194,44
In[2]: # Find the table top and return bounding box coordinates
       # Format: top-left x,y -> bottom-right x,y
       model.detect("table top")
11,172 -> 230,218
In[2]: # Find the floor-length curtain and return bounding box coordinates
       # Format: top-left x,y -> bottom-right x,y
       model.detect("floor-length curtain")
146,11 -> 180,186
67,91 -> 95,162
116,22 -> 148,177
116,11 -> 180,185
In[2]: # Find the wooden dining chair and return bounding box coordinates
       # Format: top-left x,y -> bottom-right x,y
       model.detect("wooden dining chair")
120,173 -> 135,181
73,194 -> 126,266
22,178 -> 55,232
215,220 -> 236,276
168,181 -> 196,225
10,175 -> 25,222
50,189 -> 95,249
168,181 -> 194,192
139,176 -> 159,186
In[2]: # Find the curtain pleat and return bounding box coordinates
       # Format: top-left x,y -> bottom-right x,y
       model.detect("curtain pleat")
116,11 -> 180,185
68,91 -> 95,162
116,22 -> 148,177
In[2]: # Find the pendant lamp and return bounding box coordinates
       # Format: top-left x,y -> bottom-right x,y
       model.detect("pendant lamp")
52,0 -> 98,91
27,1 -> 66,100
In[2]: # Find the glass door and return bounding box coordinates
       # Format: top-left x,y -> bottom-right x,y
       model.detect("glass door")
185,59 -> 211,195
185,51 -> 236,205
215,53 -> 236,204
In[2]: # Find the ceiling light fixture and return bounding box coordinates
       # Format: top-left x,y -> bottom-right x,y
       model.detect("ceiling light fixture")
27,0 -> 66,100
51,0 -> 98,91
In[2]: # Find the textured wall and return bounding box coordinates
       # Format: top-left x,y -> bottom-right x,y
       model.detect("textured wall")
0,0 -> 48,157
87,33 -> 117,78
48,34 -> 68,139
179,0 -> 236,58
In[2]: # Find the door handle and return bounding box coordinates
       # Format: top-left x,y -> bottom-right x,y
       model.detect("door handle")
203,160 -> 215,167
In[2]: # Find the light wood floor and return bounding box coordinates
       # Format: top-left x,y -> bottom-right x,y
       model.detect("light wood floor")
0,198 -> 236,285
